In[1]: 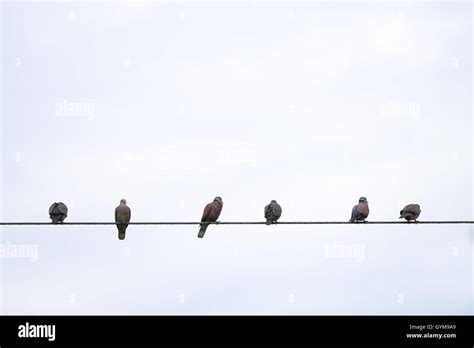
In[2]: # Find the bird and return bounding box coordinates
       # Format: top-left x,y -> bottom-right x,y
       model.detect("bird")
49,202 -> 68,224
264,200 -> 282,225
115,199 -> 131,240
350,197 -> 369,222
399,204 -> 421,222
198,196 -> 223,238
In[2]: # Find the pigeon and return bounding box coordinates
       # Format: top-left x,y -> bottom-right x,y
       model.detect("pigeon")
399,204 -> 421,222
350,197 -> 369,222
198,196 -> 223,238
264,200 -> 282,225
115,199 -> 131,240
49,202 -> 68,224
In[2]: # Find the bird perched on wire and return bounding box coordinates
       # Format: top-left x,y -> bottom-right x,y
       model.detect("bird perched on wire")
350,197 -> 369,222
264,200 -> 282,225
198,196 -> 223,238
49,202 -> 68,224
115,199 -> 131,240
399,204 -> 421,222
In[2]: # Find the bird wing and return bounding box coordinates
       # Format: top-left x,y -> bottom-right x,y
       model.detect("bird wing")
273,204 -> 282,218
207,202 -> 222,222
58,203 -> 68,215
264,204 -> 271,218
404,204 -> 420,215
201,203 -> 212,222
350,205 -> 358,221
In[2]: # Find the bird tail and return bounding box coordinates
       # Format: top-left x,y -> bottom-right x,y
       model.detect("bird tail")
117,224 -> 127,240
265,219 -> 272,225
51,216 -> 60,224
198,223 -> 208,238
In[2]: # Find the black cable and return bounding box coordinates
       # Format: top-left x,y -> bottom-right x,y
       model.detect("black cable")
0,221 -> 472,226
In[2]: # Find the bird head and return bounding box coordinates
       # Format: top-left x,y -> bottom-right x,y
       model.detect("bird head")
120,199 -> 127,204
359,197 -> 368,204
214,196 -> 223,204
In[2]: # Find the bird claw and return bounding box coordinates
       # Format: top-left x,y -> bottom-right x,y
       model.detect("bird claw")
215,221 -> 220,225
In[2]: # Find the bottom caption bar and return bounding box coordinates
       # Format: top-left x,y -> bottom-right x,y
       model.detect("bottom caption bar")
0,315 -> 473,346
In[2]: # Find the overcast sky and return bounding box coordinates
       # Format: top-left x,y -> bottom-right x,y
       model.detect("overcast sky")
0,0 -> 472,314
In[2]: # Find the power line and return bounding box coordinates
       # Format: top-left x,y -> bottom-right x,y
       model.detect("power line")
0,221 -> 473,225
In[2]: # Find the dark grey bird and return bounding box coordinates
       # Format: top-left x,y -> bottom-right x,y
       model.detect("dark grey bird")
350,197 -> 369,222
264,200 -> 282,225
115,199 -> 131,240
399,204 -> 421,222
198,196 -> 223,238
49,202 -> 68,224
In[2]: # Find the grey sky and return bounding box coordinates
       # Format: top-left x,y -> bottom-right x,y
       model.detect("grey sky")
0,0 -> 472,314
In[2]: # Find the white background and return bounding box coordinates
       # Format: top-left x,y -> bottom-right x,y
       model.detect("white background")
0,0 -> 472,314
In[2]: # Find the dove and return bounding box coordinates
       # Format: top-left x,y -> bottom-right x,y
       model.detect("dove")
264,200 -> 282,225
49,202 -> 68,224
350,197 -> 369,222
115,199 -> 131,240
399,204 -> 421,222
198,196 -> 223,238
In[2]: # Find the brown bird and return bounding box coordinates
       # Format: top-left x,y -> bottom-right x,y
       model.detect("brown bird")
198,196 -> 223,238
115,199 -> 131,240
264,200 -> 282,225
49,202 -> 68,224
399,204 -> 421,222
350,197 -> 369,222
